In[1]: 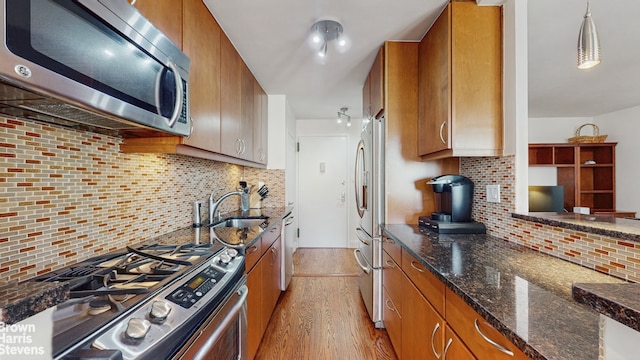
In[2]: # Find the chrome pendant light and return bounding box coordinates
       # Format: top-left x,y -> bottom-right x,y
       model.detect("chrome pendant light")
577,2 -> 601,70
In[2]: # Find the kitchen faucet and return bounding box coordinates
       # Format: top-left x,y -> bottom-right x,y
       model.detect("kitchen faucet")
209,186 -> 251,224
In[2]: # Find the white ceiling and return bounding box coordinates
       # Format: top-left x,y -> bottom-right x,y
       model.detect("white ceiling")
528,0 -> 640,118
204,0 -> 640,120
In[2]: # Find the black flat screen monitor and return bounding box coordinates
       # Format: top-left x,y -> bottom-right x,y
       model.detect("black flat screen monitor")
528,186 -> 565,212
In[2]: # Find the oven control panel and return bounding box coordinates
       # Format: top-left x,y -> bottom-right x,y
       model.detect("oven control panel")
167,267 -> 225,308
92,248 -> 244,360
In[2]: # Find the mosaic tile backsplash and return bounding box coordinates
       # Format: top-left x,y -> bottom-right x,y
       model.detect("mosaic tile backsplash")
1,117 -> 284,282
461,156 -> 640,282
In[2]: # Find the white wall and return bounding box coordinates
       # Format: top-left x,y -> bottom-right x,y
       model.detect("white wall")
503,0 -> 530,213
296,118 -> 363,248
595,105 -> 640,215
267,95 -> 287,170
528,117 -> 594,143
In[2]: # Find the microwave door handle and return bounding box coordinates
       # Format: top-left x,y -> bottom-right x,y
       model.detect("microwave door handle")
166,61 -> 184,128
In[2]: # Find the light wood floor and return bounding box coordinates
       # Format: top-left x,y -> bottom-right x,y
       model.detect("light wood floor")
255,248 -> 398,360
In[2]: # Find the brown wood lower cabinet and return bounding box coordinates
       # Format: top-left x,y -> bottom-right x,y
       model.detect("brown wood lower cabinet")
245,222 -> 283,360
246,263 -> 263,360
262,237 -> 282,324
382,238 -> 529,360
382,286 -> 402,353
401,273 -> 444,360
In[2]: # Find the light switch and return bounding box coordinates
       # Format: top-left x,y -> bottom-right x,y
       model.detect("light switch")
486,184 -> 500,203
320,162 -> 326,173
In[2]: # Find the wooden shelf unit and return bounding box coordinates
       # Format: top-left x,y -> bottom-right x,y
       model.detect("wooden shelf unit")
529,142 -> 617,213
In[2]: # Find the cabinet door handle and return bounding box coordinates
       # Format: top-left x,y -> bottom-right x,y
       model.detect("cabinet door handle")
442,338 -> 453,360
384,299 -> 400,318
246,245 -> 258,255
430,322 -> 442,359
474,319 -> 514,357
129,0 -> 137,5
439,120 -> 447,144
385,260 -> 396,268
410,260 -> 425,273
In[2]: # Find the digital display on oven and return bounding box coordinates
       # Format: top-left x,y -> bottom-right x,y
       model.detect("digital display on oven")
188,276 -> 206,289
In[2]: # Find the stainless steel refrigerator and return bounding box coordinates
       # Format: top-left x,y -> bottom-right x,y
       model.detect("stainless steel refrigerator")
353,116 -> 384,328
352,41 -> 459,329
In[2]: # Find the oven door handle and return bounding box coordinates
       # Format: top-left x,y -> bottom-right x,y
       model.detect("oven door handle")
174,284 -> 248,360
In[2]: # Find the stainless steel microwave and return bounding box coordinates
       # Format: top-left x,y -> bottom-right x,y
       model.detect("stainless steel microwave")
0,0 -> 191,136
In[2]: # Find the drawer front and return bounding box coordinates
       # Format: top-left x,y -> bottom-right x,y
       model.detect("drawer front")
244,239 -> 263,274
382,235 -> 402,264
445,288 -> 528,360
382,250 -> 403,303
401,248 -> 445,315
382,286 -> 402,356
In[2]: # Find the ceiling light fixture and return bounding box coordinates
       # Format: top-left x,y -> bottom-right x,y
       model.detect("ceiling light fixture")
310,19 -> 346,58
337,107 -> 351,127
577,2 -> 601,70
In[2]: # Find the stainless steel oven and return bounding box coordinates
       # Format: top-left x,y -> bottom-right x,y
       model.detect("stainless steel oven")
40,241 -> 247,360
172,278 -> 248,360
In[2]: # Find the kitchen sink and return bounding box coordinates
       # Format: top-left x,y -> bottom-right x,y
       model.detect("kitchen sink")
212,218 -> 266,228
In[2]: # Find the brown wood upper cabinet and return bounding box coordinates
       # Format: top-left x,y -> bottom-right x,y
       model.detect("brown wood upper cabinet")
131,1 -> 182,49
220,36 -> 248,160
121,1 -> 267,167
418,1 -> 503,160
362,47 -> 384,120
253,79 -> 268,164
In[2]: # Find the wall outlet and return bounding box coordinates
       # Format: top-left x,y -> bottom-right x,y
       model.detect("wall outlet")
486,184 -> 500,203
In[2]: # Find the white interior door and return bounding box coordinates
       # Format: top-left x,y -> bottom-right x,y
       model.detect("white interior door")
297,135 -> 348,248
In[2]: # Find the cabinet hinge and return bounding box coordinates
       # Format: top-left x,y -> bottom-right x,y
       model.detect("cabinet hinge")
296,142 -> 300,152
297,228 -> 300,238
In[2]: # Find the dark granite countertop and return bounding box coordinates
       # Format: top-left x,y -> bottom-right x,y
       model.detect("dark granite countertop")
573,282 -> 640,332
383,223 -> 626,360
0,206 -> 291,325
512,212 -> 640,242
0,281 -> 69,325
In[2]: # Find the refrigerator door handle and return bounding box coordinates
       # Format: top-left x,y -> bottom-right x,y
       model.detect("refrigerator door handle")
354,139 -> 366,217
353,249 -> 371,274
355,228 -> 371,246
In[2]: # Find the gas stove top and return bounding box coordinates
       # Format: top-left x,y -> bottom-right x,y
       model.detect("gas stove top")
30,242 -> 245,359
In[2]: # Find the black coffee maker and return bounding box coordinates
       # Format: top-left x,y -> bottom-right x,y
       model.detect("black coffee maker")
419,174 -> 486,234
